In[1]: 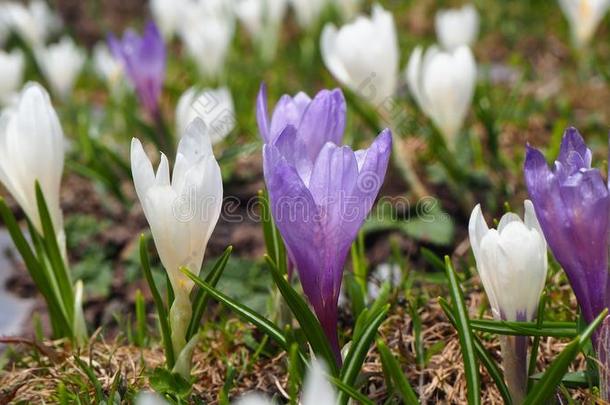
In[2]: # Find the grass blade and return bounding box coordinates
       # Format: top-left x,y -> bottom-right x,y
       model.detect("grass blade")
470,319 -> 577,338
337,305 -> 388,405
329,376 -> 375,405
439,298 -> 512,405
181,267 -> 289,351
139,235 -> 174,368
444,256 -> 480,405
186,246 -> 233,340
377,339 -> 420,404
35,183 -> 74,322
523,309 -> 607,405
265,255 -> 339,376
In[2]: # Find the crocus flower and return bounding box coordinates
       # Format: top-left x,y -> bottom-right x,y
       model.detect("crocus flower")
0,49 -> 24,105
321,4 -> 398,107
234,0 -> 287,61
258,84 -> 392,360
290,0 -> 327,29
233,359 -> 336,405
2,0 -> 62,47
406,45 -> 476,147
35,36 -> 86,100
177,1 -> 235,79
0,82 -> 66,248
524,127 -> 610,327
109,21 -> 166,117
435,4 -> 479,51
131,118 -> 223,360
558,0 -> 610,48
469,201 -> 547,322
150,0 -> 186,39
176,86 -> 235,144
92,42 -> 125,94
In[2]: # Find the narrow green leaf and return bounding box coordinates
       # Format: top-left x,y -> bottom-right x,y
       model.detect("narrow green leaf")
134,289 -> 146,347
444,256 -> 480,405
35,182 -> 75,325
186,246 -> 233,340
265,255 -> 339,376
181,268 -> 289,350
74,355 -> 104,402
420,248 -> 446,272
523,309 -> 607,405
470,319 -> 577,338
218,365 -> 236,405
338,305 -> 388,405
377,339 -> 419,405
439,298 -> 512,405
329,376 -> 375,405
139,235 -> 174,368
0,198 -> 71,337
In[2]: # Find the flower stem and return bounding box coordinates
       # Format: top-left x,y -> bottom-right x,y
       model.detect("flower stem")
500,334 -> 528,404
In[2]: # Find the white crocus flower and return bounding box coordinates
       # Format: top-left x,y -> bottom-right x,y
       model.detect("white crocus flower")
36,37 -> 86,100
131,118 -> 223,362
321,4 -> 398,107
135,392 -> 170,405
176,86 -> 235,144
558,0 -> 610,48
3,0 -> 62,47
406,45 -> 476,147
290,0 -> 327,29
178,1 -> 235,79
92,42 -> 124,93
234,0 -> 287,61
0,50 -> 25,106
233,359 -> 336,405
0,83 -> 66,248
150,0 -> 186,39
435,4 -> 479,51
469,201 -> 548,322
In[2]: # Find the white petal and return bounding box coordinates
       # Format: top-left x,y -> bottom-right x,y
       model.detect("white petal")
301,359 -> 337,405
467,204 -> 488,262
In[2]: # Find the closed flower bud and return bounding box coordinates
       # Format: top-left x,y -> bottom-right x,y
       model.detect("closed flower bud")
176,86 -> 235,144
321,4 -> 398,107
435,4 -> 479,51
469,201 -> 547,321
406,45 -> 476,147
0,82 -> 66,247
35,37 -> 85,100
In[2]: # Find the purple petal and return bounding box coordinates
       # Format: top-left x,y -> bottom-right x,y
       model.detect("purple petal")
557,127 -> 592,175
297,89 -> 346,161
256,83 -> 270,142
525,140 -> 610,326
268,93 -> 311,143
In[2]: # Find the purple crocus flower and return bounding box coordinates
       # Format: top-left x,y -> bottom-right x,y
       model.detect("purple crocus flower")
108,21 -> 165,117
257,84 -> 392,362
524,127 -> 610,328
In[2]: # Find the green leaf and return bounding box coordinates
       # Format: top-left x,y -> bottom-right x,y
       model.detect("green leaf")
338,305 -> 388,405
186,246 -> 233,340
444,256 -> 480,405
523,309 -> 607,405
259,190 -> 287,274
470,319 -> 577,338
528,371 -> 592,389
181,268 -> 289,351
329,376 -> 375,405
0,198 -> 72,338
420,248 -> 446,272
35,182 -> 75,323
139,235 -> 174,368
149,367 -> 191,399
265,255 -> 339,376
377,339 -> 419,404
439,298 -> 512,405
74,355 -> 104,402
